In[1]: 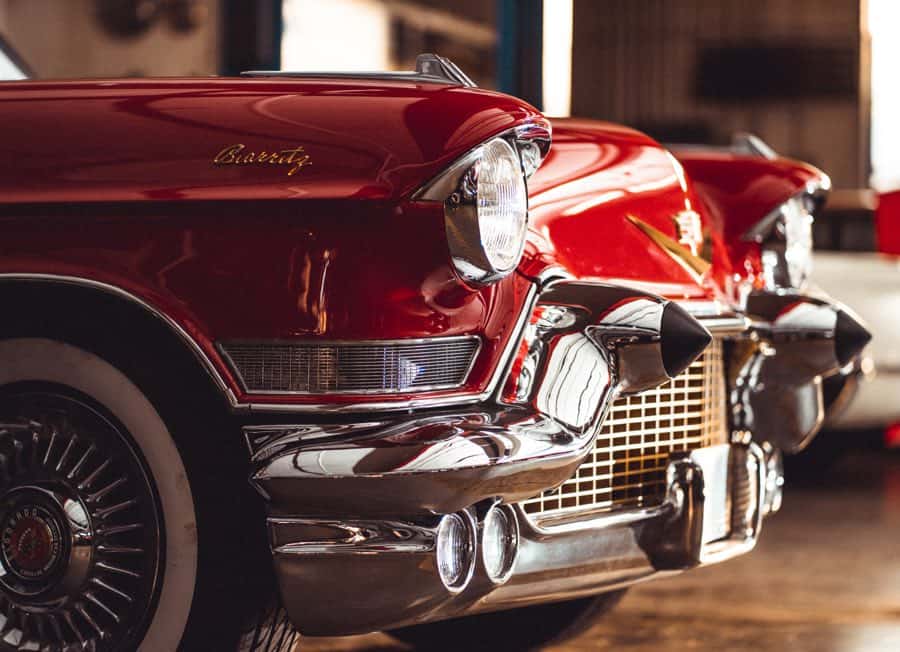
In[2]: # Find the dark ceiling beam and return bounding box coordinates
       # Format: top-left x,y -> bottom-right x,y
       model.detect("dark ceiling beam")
497,0 -> 543,108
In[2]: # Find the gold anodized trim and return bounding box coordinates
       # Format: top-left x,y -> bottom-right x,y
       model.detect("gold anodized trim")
626,215 -> 711,282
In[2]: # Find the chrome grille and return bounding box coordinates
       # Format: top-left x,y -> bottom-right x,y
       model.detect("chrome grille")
221,336 -> 480,394
522,338 -> 727,517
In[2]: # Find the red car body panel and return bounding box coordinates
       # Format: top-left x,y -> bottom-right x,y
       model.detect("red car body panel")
0,199 -> 533,406
0,79 -> 549,406
674,150 -> 825,288
0,79 -> 819,407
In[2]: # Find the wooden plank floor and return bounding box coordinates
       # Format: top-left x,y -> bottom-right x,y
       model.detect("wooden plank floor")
298,450 -> 900,651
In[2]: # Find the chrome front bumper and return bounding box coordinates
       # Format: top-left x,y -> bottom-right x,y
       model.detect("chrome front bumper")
263,441 -> 777,636
246,282 -> 867,636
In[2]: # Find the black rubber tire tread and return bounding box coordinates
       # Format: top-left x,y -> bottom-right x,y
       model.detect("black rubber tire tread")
238,601 -> 300,652
389,590 -> 627,652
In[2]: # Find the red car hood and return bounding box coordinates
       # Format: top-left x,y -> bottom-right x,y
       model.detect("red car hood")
0,78 -> 546,203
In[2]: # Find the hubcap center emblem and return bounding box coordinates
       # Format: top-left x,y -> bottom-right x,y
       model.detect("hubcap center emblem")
1,504 -> 64,581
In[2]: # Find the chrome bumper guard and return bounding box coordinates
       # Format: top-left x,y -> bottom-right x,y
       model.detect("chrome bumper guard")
264,441 -> 774,636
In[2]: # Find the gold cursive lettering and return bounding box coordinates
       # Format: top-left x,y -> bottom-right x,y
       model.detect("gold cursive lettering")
212,144 -> 312,176
279,147 -> 312,176
213,143 -> 244,165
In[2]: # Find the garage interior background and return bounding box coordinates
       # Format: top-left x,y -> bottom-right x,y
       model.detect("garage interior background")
1,3 -> 899,650
2,0 -> 896,194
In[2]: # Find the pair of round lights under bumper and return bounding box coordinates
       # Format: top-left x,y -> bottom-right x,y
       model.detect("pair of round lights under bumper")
435,505 -> 519,593
444,137 -> 529,285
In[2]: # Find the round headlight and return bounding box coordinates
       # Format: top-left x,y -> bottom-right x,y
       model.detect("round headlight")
445,137 -> 528,285
781,197 -> 814,287
476,138 -> 529,272
758,195 -> 814,290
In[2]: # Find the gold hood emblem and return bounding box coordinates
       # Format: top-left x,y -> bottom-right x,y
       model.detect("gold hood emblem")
627,214 -> 710,282
213,143 -> 311,176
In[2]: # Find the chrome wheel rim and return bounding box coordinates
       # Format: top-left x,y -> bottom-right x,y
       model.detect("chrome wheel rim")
0,388 -> 162,651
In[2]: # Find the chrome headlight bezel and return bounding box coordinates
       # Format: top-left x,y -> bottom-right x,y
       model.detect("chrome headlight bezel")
416,125 -> 551,286
744,178 -> 830,291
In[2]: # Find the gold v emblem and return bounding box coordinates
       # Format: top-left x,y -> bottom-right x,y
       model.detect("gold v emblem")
626,215 -> 711,282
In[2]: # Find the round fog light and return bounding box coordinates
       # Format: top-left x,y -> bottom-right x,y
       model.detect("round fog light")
482,505 -> 518,583
436,513 -> 474,592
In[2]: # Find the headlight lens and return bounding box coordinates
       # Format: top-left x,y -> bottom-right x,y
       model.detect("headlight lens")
476,138 -> 529,272
755,195 -> 815,290
780,196 -> 814,287
443,137 -> 529,285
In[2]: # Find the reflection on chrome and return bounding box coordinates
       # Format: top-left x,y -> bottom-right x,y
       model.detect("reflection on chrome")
534,332 -> 610,432
251,408 -> 592,518
503,303 -> 612,432
248,282 -> 871,637
734,292 -> 872,452
502,281 -> 711,435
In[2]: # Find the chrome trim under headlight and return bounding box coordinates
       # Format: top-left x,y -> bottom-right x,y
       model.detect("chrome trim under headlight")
219,335 -> 481,395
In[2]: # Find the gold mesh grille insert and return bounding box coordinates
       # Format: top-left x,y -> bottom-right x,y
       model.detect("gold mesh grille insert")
522,338 -> 728,517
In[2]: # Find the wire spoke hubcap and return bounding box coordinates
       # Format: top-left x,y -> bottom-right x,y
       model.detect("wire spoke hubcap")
0,388 -> 162,651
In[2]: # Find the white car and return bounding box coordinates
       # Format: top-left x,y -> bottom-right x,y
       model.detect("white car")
812,189 -> 900,431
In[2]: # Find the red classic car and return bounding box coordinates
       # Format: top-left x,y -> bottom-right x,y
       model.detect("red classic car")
0,55 -> 869,651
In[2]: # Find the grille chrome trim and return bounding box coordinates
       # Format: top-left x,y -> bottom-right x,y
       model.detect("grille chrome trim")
220,336 -> 481,395
521,338 -> 728,517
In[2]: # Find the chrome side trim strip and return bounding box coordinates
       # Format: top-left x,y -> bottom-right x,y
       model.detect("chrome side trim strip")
268,518 -> 436,555
245,392 -> 484,414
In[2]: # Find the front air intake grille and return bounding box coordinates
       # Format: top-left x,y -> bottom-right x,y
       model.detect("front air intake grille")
522,338 -> 728,517
221,336 -> 480,394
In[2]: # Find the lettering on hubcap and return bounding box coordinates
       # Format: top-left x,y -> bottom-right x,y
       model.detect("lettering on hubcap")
1,504 -> 63,581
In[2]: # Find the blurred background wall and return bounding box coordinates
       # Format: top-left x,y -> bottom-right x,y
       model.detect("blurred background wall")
571,0 -> 867,189
0,0 -> 894,192
0,0 -> 219,76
